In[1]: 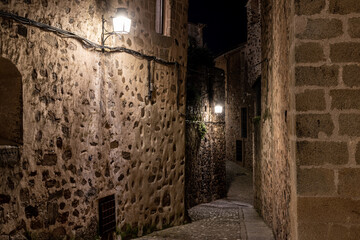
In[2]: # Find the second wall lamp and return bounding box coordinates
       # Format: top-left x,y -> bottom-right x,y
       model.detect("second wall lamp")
215,105 -> 223,114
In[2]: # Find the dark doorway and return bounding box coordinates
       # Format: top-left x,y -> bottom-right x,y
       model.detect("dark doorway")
236,140 -> 243,162
0,57 -> 22,146
241,107 -> 248,138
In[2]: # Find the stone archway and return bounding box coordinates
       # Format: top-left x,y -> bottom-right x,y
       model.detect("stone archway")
0,57 -> 22,145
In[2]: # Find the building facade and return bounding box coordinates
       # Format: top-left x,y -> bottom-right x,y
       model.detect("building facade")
215,45 -> 255,171
185,23 -> 226,209
0,0 -> 188,239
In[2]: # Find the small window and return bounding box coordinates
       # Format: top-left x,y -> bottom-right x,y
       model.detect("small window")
156,0 -> 171,36
241,107 -> 248,138
99,195 -> 116,238
236,140 -> 243,162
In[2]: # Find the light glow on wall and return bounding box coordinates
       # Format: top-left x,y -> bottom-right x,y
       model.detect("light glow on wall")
113,8 -> 131,34
215,105 -> 223,114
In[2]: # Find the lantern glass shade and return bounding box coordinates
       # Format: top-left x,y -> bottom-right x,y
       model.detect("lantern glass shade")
113,8 -> 131,34
214,105 -> 223,114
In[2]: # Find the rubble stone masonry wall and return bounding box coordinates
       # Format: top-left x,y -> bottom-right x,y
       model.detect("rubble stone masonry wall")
185,66 -> 226,209
295,0 -> 360,238
0,0 -> 188,239
258,0 -> 295,239
246,0 -> 261,87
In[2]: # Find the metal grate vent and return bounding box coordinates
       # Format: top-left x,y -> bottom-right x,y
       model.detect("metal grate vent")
99,195 -> 116,236
0,146 -> 20,168
236,140 -> 243,162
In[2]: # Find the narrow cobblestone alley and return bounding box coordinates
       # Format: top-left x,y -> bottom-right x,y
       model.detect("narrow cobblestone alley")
2,1 -> 360,240
136,161 -> 274,240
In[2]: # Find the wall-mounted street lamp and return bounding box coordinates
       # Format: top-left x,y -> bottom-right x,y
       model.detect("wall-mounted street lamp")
0,10 -> 180,64
101,8 -> 131,47
215,105 -> 223,114
112,8 -> 131,34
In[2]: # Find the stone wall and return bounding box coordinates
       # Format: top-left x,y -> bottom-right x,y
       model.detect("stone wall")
0,0 -> 188,239
295,0 -> 360,238
185,66 -> 226,209
256,0 -> 295,239
188,23 -> 205,48
246,0 -> 261,87
215,46 -> 255,170
259,0 -> 360,239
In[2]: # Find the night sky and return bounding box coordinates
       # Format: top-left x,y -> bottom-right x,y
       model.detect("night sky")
188,0 -> 248,56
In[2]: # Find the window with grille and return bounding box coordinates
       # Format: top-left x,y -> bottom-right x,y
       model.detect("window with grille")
99,195 -> 116,237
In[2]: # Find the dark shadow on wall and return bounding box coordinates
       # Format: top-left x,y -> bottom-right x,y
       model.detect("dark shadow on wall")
0,57 -> 22,169
0,57 -> 22,146
185,39 -> 226,210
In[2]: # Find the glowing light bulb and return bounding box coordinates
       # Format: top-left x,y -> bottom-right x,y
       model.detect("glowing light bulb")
215,105 -> 223,114
113,8 -> 131,34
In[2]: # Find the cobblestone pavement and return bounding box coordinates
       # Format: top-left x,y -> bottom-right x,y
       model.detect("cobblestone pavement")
136,162 -> 274,240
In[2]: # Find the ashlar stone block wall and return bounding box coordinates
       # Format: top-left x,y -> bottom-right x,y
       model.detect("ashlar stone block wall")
0,0 -> 188,239
255,0 -> 360,239
295,0 -> 360,238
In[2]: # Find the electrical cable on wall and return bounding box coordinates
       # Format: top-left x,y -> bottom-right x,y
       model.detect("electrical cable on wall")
0,10 -> 181,67
0,10 -> 186,113
147,60 -> 153,100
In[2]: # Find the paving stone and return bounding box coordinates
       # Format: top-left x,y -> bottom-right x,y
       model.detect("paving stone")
136,162 -> 274,240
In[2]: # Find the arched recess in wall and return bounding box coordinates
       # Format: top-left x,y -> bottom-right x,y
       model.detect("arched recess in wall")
0,57 -> 22,145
